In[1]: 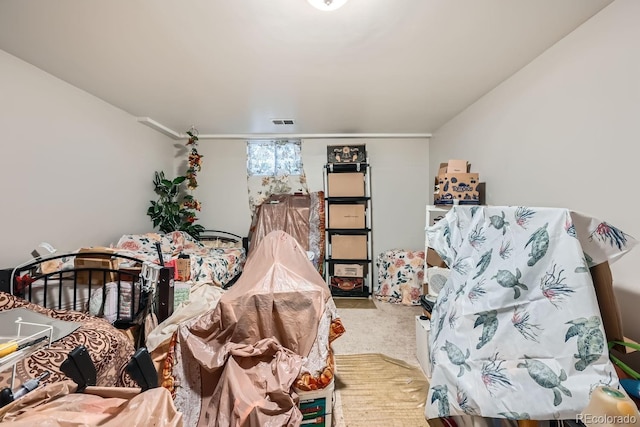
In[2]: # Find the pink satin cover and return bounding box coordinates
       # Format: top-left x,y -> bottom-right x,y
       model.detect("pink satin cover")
178,230 -> 332,426
249,194 -> 311,253
0,381 -> 182,426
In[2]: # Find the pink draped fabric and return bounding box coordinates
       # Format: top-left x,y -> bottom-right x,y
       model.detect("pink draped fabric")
178,230 -> 331,426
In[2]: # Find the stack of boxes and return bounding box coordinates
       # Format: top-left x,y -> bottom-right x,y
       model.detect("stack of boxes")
325,144 -> 371,296
327,170 -> 368,293
433,159 -> 482,205
74,247 -> 119,286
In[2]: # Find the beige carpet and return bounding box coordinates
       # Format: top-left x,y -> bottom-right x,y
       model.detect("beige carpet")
333,298 -> 377,309
331,299 -> 428,426
334,353 -> 439,427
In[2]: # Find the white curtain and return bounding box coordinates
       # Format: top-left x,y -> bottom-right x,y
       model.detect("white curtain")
246,139 -> 309,215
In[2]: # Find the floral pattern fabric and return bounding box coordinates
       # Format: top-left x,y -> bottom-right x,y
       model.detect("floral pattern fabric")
115,231 -> 245,288
424,206 -> 637,420
375,249 -> 425,305
247,175 -> 309,216
246,140 -> 309,215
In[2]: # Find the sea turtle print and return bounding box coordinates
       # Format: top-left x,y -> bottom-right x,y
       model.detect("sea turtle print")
474,310 -> 498,350
441,341 -> 471,377
565,316 -> 605,371
489,211 -> 509,235
493,268 -> 528,299
473,249 -> 492,279
431,385 -> 450,418
525,223 -> 549,267
518,357 -> 572,406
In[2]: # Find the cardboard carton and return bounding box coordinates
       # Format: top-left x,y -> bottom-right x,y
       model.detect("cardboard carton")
435,173 -> 480,205
327,172 -> 365,197
75,247 -> 119,285
176,258 -> 191,281
119,267 -> 142,282
447,159 -> 469,173
333,263 -> 365,277
328,204 -> 366,229
591,261 -> 625,352
331,235 -> 367,259
425,248 -> 447,268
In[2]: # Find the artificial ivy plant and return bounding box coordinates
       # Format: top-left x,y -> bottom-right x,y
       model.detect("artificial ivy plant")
147,129 -> 204,239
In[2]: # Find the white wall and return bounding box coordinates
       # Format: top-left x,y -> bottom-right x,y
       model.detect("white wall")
0,49 -> 175,267
429,0 -> 640,339
195,138 -> 430,277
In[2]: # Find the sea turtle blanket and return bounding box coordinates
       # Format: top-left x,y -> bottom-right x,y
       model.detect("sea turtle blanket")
424,206 -> 637,420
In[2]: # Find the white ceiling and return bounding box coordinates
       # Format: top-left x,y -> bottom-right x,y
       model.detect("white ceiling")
0,0 -> 614,137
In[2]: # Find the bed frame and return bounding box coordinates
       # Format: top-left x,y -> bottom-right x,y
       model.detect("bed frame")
5,251 -> 163,338
1,230 -> 247,328
200,229 -> 249,252
199,229 -> 248,288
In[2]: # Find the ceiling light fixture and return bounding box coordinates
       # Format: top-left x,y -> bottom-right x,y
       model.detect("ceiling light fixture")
308,0 -> 348,12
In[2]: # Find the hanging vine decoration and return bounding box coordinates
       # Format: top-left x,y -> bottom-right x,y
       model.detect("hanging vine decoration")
182,127 -> 203,221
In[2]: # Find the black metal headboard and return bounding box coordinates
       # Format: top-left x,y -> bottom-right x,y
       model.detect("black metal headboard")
200,229 -> 249,253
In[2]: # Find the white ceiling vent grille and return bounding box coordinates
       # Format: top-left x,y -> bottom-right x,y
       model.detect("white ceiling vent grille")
272,119 -> 295,125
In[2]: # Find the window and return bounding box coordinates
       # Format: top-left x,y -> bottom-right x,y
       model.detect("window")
247,140 -> 303,176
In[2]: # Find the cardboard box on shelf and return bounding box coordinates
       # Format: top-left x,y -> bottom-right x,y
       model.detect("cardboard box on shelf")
426,248 -> 447,268
447,159 -> 469,173
333,263 -> 364,277
434,173 -> 480,205
327,172 -> 365,197
331,235 -> 367,259
74,247 -> 119,285
328,204 -> 366,229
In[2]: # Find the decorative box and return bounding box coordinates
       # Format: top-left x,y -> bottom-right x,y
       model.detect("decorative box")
327,145 -> 366,164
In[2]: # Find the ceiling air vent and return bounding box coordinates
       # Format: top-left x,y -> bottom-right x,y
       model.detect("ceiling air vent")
272,119 -> 295,125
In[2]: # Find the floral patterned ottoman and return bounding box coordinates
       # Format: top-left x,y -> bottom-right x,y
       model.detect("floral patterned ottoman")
375,249 -> 425,305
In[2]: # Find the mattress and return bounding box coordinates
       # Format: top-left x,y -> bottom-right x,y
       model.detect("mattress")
27,279 -> 93,312
27,279 -> 139,324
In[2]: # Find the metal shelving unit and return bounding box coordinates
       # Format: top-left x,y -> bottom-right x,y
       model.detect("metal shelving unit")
324,161 -> 372,298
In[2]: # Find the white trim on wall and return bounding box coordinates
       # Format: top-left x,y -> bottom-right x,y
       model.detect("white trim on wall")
137,117 -> 432,140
